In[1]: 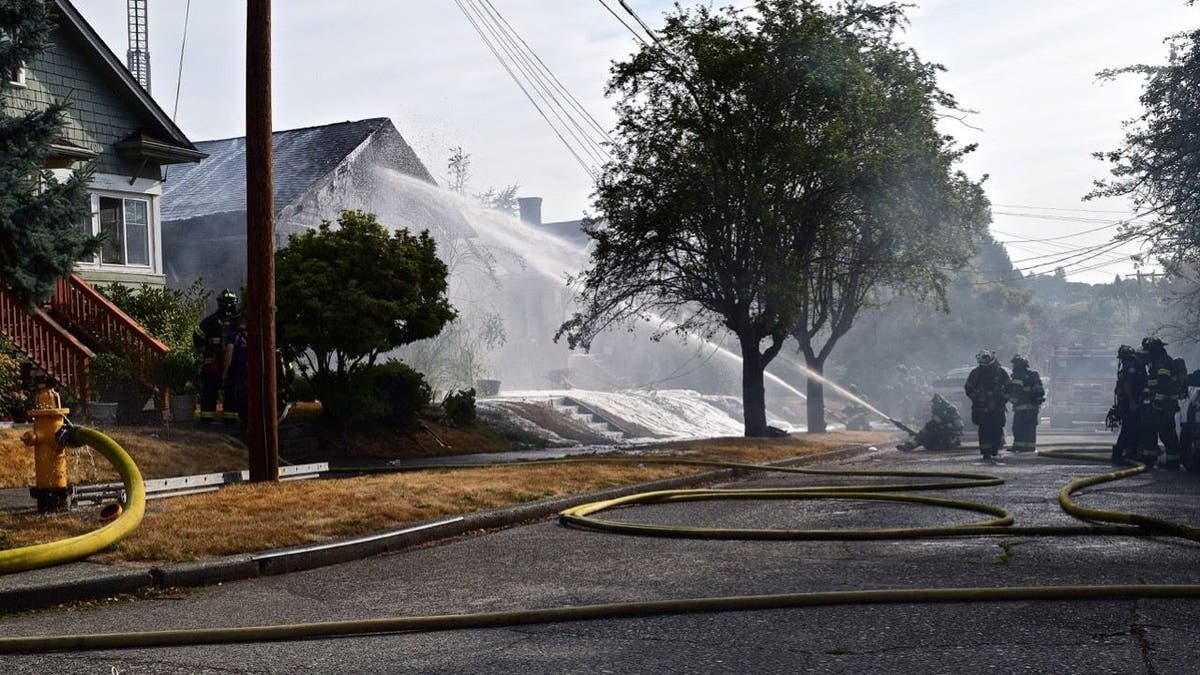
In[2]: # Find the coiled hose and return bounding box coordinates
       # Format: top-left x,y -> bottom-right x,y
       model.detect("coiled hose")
0,426 -> 145,575
5,443 -> 1200,654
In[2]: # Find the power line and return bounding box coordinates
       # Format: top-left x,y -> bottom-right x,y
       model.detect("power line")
991,220 -> 1123,243
171,0 -> 191,121
469,0 -> 611,166
453,0 -> 599,181
596,0 -> 654,48
481,0 -> 614,144
992,203 -> 1137,215
992,210 -> 1146,225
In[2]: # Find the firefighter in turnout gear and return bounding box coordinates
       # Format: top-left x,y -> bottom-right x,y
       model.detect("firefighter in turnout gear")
896,394 -> 963,452
842,384 -> 873,431
193,290 -> 238,422
965,349 -> 1010,459
1109,344 -> 1147,466
1138,336 -> 1183,469
1006,355 -> 1045,453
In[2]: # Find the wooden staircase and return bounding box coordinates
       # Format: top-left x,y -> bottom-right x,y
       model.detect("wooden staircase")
0,274 -> 169,402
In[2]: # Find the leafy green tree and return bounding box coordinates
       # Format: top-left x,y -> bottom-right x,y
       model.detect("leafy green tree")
558,0 -> 984,436
0,1 -> 98,307
276,210 -> 456,392
1088,12 -> 1200,332
785,8 -> 990,431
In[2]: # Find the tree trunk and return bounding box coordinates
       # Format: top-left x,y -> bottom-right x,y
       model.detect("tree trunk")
739,333 -> 769,437
804,354 -> 827,433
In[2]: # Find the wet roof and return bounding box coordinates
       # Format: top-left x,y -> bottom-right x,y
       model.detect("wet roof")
161,118 -> 424,221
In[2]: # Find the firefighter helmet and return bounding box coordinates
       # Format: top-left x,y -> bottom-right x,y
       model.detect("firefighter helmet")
1011,355 -> 1029,369
217,289 -> 237,309
1142,336 -> 1167,353
975,349 -> 996,366
1117,344 -> 1137,361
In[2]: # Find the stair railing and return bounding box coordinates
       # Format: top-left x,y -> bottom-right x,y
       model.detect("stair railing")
0,285 -> 95,400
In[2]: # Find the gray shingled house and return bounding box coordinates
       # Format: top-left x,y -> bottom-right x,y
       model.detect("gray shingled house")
161,117 -> 435,293
0,0 -> 205,401
5,0 -> 206,288
161,117 -> 582,391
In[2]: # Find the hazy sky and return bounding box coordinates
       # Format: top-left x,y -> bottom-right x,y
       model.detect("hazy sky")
71,0 -> 1196,283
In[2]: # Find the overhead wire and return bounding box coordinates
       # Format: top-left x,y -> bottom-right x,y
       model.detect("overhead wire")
481,0 -> 614,144
468,0 -> 611,166
453,0 -> 600,181
171,0 -> 192,122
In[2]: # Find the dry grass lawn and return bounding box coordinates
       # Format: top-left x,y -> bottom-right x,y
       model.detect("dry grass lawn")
0,428 -> 897,564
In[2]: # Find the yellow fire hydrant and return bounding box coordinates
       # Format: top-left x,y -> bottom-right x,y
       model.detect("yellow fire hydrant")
21,384 -> 71,513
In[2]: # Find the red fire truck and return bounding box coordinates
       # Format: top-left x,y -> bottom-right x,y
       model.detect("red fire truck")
1046,346 -> 1116,428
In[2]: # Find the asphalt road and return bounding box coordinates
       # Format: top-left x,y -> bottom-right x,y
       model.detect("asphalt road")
4,431 -> 1200,674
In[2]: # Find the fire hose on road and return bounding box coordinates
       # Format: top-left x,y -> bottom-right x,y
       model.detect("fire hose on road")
5,443 -> 1200,654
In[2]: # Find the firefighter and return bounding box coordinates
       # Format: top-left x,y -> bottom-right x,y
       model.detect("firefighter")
842,384 -> 872,431
193,289 -> 238,422
221,314 -> 249,435
896,394 -> 963,452
1180,369 -> 1200,472
1108,344 -> 1147,466
1138,336 -> 1182,469
965,349 -> 1010,459
1006,355 -> 1045,453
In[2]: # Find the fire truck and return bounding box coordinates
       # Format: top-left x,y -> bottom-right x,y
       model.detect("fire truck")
1046,346 -> 1116,428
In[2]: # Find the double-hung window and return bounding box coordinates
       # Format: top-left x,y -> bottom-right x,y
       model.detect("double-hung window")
1,28 -> 24,86
81,194 -> 152,268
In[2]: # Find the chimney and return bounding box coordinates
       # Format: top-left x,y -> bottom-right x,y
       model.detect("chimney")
518,197 -> 543,226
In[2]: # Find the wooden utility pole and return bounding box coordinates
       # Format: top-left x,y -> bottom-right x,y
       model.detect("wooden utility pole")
246,0 -> 279,481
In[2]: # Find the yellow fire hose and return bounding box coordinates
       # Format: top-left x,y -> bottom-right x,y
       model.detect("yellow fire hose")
0,426 -> 145,575
5,443 -> 1200,655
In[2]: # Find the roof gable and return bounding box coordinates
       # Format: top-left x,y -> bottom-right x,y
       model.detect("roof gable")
52,0 -> 198,153
162,118 -> 433,222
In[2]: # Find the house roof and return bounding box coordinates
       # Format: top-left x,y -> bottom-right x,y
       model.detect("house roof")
162,118 -> 424,222
53,0 -> 201,155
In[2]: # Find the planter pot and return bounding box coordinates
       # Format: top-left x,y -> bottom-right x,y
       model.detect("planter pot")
89,401 -> 119,425
171,393 -> 197,422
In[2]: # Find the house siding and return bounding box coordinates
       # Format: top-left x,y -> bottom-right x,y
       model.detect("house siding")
2,24 -> 159,180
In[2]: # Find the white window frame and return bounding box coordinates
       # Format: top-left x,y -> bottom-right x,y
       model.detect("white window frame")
77,192 -> 155,271
7,64 -> 24,87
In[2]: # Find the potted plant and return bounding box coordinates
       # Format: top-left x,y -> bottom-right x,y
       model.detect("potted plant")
88,352 -> 133,424
154,349 -> 200,422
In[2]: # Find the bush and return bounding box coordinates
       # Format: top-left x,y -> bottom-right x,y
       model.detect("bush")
0,339 -> 25,420
98,280 -> 210,352
89,352 -> 138,401
442,388 -> 477,427
314,361 -> 432,430
369,361 -> 433,429
154,348 -> 201,395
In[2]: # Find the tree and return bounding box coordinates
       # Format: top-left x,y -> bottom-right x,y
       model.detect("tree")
1088,14 -> 1200,332
275,210 -> 456,390
558,0 -> 984,436
0,1 -> 98,307
447,146 -> 470,194
785,15 -> 990,432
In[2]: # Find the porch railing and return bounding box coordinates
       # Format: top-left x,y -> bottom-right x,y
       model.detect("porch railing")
51,274 -> 169,373
0,286 -> 94,400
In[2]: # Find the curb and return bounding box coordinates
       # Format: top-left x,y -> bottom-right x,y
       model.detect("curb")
0,444 -> 875,613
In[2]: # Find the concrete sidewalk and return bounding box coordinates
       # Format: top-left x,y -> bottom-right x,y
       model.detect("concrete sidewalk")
0,444 -> 878,612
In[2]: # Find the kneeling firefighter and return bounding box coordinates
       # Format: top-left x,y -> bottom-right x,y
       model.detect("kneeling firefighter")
1006,355 -> 1044,453
896,394 -> 963,452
